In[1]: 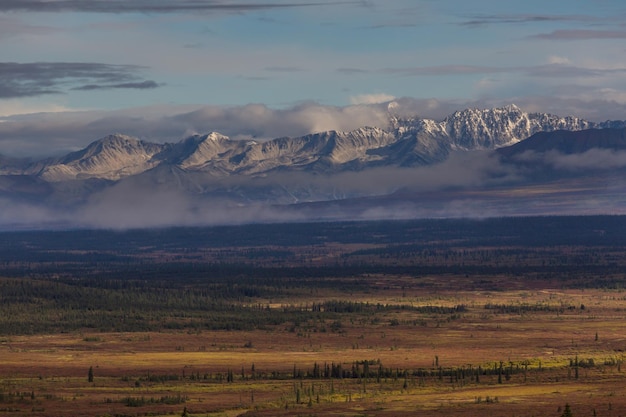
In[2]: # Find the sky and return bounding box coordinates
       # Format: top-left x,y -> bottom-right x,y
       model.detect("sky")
1,0 -> 626,157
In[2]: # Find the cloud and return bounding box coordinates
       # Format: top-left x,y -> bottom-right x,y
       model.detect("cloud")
532,30 -> 626,40
0,1 -> 344,14
382,65 -> 507,77
364,22 -> 417,29
509,96 -> 626,122
524,64 -> 626,78
0,149 -> 517,229
169,102 -> 392,141
0,16 -> 60,39
71,80 -> 161,91
4,138 -> 626,229
381,63 -> 626,79
336,68 -> 369,74
460,14 -> 604,27
547,56 -> 571,65
309,151 -> 516,194
538,149 -> 626,171
0,62 -> 161,98
264,66 -> 306,73
350,93 -> 395,105
0,102 -> 392,157
0,198 -> 71,229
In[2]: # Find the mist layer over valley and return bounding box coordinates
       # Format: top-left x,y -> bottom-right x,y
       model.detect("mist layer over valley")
2,105 -> 626,229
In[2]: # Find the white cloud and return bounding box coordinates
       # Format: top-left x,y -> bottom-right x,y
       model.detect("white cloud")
350,93 -> 396,105
544,149 -> 626,171
547,55 -> 571,65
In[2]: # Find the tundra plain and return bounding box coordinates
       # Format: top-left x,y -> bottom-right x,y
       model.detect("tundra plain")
1,217 -> 626,417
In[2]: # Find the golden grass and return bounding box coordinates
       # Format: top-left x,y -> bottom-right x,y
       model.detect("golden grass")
2,287 -> 626,416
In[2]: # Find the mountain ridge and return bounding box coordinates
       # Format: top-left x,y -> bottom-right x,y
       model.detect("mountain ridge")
7,104 -> 624,182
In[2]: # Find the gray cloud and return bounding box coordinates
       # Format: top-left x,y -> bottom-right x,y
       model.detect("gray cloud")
507,96 -> 626,123
382,65 -> 507,77
524,64 -> 626,78
461,14 -> 605,27
0,62 -> 161,98
264,66 -> 306,73
278,151 -> 517,196
532,30 -> 626,40
0,16 -> 59,39
365,22 -> 417,29
517,149 -> 626,171
71,80 -> 161,91
336,67 -> 369,74
0,102 -> 391,157
0,0 -> 345,14
0,149 -> 516,229
169,102 -> 391,141
382,63 -> 626,79
0,198 -> 71,229
4,141 -> 626,229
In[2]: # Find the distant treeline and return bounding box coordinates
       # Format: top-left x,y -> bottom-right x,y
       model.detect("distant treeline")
0,276 -> 468,334
3,215 -> 626,254
2,216 -> 626,334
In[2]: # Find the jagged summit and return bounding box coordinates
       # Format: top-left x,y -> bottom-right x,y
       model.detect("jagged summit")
391,104 -> 598,150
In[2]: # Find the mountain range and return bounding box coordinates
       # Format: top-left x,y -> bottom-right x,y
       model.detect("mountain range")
2,104 -> 626,228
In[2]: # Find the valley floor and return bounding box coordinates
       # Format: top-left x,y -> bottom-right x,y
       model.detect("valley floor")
2,217 -> 626,416
1,285 -> 626,417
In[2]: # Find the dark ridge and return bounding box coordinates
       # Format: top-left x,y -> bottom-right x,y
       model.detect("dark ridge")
498,127 -> 626,157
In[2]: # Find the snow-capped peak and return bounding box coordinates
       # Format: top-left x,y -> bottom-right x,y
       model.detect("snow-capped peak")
204,132 -> 229,142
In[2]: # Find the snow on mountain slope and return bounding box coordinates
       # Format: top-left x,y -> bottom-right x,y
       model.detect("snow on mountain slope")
390,104 -> 600,150
229,127 -> 398,174
37,134 -> 165,182
174,132 -> 246,171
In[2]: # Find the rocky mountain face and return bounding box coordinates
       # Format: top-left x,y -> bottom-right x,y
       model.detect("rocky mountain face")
391,104 -> 600,150
25,134 -> 164,182
8,104 -> 623,183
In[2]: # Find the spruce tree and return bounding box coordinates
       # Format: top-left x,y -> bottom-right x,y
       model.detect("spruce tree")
561,403 -> 573,417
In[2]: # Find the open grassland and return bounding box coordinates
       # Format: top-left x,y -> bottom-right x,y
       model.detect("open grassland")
2,217 -> 626,416
2,286 -> 626,417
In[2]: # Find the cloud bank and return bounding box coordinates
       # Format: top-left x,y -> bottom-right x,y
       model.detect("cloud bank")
0,145 -> 626,229
0,150 -> 512,229
0,102 -> 393,157
3,144 -> 626,230
2,97 -> 626,158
